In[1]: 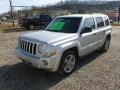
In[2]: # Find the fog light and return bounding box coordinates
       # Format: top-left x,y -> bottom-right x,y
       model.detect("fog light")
42,60 -> 48,65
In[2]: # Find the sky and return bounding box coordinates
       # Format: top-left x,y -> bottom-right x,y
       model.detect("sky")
0,0 -> 65,14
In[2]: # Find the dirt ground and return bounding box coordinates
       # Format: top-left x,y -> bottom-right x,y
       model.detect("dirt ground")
0,27 -> 120,90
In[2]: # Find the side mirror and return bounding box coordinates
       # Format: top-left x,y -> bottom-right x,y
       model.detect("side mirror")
80,27 -> 92,34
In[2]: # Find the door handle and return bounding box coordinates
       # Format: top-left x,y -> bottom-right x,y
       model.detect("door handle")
92,33 -> 97,35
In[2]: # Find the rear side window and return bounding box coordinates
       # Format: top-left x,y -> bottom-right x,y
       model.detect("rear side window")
96,17 -> 104,28
104,17 -> 110,26
82,18 -> 95,29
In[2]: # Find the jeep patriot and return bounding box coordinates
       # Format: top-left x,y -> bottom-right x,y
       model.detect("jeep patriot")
16,14 -> 112,75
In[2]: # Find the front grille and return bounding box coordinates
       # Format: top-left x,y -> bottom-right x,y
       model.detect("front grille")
19,39 -> 37,55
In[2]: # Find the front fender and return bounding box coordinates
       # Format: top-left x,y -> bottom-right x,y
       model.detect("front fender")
54,40 -> 81,71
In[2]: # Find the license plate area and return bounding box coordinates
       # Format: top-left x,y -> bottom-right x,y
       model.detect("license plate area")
22,59 -> 32,66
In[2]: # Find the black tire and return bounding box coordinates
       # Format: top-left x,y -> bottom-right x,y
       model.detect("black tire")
28,25 -> 35,30
57,50 -> 77,76
100,37 -> 110,52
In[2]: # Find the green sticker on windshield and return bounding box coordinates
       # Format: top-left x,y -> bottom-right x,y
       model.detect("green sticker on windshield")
49,22 -> 65,31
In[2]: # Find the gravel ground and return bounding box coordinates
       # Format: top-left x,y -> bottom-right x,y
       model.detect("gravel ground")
0,28 -> 120,90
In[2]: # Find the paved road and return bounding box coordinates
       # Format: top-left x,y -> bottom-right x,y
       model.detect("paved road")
0,27 -> 120,90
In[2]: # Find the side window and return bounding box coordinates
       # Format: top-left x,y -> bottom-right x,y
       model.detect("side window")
104,17 -> 110,26
82,18 -> 95,29
96,17 -> 104,28
46,15 -> 52,20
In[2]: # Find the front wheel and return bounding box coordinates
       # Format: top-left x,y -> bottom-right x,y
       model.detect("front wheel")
57,50 -> 77,76
100,37 -> 110,52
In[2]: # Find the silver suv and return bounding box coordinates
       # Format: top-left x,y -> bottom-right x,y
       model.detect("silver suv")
16,14 -> 112,75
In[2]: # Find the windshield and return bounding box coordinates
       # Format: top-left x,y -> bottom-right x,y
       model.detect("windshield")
46,17 -> 82,33
31,16 -> 39,19
32,15 -> 49,19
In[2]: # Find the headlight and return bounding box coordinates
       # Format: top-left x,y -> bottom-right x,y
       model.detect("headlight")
38,44 -> 47,54
38,43 -> 56,57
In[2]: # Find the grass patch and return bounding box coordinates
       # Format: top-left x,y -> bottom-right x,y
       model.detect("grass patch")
0,24 -> 22,32
112,23 -> 120,26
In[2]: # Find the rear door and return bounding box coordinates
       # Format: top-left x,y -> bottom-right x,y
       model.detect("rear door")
93,17 -> 106,48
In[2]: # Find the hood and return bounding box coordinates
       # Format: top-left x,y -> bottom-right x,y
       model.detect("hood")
21,31 -> 78,45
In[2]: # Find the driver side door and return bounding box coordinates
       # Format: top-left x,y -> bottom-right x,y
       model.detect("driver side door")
79,17 -> 97,56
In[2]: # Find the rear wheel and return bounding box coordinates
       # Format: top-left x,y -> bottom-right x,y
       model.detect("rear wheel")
100,37 -> 110,52
57,50 -> 77,76
28,25 -> 35,30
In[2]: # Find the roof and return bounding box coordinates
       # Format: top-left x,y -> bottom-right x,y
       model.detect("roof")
58,14 -> 108,18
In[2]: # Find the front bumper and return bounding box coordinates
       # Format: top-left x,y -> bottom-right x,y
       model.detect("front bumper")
16,48 -> 58,72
